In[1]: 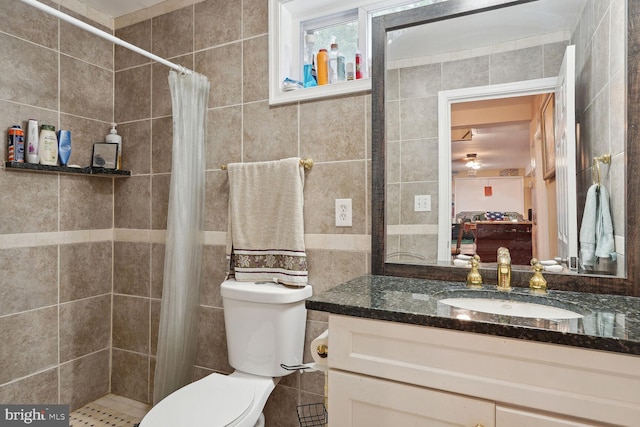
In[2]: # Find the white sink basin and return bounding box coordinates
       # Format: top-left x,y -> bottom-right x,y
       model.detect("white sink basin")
439,297 -> 583,320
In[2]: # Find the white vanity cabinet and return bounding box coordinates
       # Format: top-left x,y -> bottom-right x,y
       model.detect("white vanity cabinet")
327,315 -> 640,427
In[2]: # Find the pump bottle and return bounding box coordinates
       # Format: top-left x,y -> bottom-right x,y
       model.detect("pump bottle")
106,123 -> 122,170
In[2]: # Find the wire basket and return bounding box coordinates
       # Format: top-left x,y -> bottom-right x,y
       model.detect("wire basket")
296,403 -> 328,427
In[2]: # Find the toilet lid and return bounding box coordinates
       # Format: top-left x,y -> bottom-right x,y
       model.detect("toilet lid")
141,374 -> 254,427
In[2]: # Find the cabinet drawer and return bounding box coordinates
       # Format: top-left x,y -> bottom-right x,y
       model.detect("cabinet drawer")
329,370 -> 495,427
329,314 -> 640,426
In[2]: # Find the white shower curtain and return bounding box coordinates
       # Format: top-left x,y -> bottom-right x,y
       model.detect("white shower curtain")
153,71 -> 210,404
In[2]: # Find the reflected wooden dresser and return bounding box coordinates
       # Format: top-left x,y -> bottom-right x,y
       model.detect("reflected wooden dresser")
475,221 -> 532,264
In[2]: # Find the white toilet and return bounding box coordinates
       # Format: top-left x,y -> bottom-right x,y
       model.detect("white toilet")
139,279 -> 313,427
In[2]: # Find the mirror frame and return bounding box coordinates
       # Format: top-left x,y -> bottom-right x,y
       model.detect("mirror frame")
371,0 -> 638,296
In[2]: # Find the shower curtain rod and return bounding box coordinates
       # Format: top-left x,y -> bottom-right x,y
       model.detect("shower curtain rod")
18,0 -> 194,75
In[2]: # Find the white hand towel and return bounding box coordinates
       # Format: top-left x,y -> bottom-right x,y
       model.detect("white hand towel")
225,158 -> 308,286
579,184 -> 598,266
580,184 -> 615,266
594,184 -> 615,259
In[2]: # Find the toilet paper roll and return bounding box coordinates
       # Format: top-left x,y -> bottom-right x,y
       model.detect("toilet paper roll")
310,330 -> 329,368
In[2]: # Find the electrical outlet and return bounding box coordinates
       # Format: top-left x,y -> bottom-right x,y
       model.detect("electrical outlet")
414,195 -> 431,212
335,198 -> 352,227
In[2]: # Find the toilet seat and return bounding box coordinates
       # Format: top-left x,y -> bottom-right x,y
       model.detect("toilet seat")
140,373 -> 274,427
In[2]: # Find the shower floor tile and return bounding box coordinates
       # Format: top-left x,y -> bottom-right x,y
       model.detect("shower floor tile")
70,394 -> 150,427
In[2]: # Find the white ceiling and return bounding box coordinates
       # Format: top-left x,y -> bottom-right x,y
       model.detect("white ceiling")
73,0 -> 168,18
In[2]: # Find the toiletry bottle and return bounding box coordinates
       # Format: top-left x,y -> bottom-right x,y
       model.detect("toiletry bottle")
106,123 -> 122,170
355,48 -> 363,79
7,125 -> 24,163
39,124 -> 58,166
316,49 -> 329,85
26,119 -> 39,164
57,129 -> 71,166
303,33 -> 317,88
328,40 -> 339,84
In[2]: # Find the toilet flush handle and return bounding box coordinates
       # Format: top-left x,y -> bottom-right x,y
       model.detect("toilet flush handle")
316,344 -> 328,358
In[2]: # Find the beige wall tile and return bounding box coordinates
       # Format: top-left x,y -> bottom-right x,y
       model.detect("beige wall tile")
152,6 -> 193,59
60,7 -> 113,70
60,242 -> 112,302
60,176 -> 113,230
152,117 -> 173,174
118,120 -> 152,174
151,243 -> 166,299
206,106 -> 242,169
195,306 -> 232,373
60,295 -> 111,362
115,176 -> 151,229
114,241 -> 151,296
401,138 -> 439,183
115,20 -> 152,71
300,95 -> 367,162
243,35 -> 269,103
194,0 -> 241,50
115,65 -> 152,123
60,55 -> 113,122
306,249 -> 368,296
0,172 -> 58,234
204,170 -> 229,232
60,349 -> 110,411
151,174 -> 171,230
0,32 -> 58,110
490,46 -> 543,84
442,56 -> 489,91
0,246 -> 57,315
399,63 -> 442,98
150,299 -> 161,355
2,0 -> 59,49
199,245 -> 227,307
400,96 -> 438,140
195,43 -> 242,108
543,41 -> 569,78
0,368 -> 58,404
113,294 -> 150,353
243,0 -> 268,38
242,101 -> 298,162
263,384 -> 299,427
0,307 -> 58,384
111,349 -> 150,403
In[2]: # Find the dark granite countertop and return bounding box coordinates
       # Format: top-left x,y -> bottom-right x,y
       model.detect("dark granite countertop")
306,275 -> 640,356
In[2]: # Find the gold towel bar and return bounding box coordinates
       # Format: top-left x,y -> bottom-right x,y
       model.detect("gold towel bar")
220,158 -> 313,171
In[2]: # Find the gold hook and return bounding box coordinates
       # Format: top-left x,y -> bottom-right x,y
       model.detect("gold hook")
592,154 -> 610,186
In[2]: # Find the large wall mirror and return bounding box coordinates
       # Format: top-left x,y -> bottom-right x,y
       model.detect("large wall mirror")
371,0 -> 638,296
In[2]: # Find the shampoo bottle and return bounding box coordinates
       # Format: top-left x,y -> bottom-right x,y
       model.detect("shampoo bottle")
39,124 -> 58,166
106,123 -> 122,170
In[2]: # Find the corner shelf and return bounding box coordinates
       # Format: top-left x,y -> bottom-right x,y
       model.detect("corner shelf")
4,162 -> 131,177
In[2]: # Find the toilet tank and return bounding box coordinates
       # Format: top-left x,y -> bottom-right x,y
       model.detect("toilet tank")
221,280 -> 313,377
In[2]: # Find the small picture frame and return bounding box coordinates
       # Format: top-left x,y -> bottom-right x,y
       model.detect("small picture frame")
92,143 -> 118,169
541,93 -> 556,180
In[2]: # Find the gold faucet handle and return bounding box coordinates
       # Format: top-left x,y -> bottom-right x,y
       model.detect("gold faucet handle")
529,259 -> 548,294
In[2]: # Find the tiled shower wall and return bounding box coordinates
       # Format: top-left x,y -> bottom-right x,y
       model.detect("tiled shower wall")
110,0 -> 370,425
0,0 -> 115,411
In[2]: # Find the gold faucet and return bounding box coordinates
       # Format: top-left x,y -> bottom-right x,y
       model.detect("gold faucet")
496,247 -> 512,292
529,258 -> 548,294
466,255 -> 483,288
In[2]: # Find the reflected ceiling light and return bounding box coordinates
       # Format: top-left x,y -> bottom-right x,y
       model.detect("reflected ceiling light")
465,153 -> 481,169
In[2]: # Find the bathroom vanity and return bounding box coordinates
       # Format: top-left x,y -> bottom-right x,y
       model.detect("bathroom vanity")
306,276 -> 640,427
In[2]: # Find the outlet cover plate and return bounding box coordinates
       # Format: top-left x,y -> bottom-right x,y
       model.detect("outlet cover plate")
335,198 -> 352,227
